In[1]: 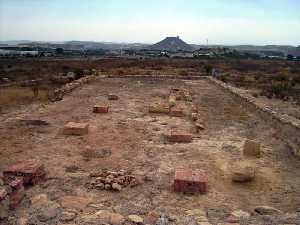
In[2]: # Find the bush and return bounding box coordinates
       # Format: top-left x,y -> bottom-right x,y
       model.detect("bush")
273,73 -> 288,82
204,64 -> 213,75
73,68 -> 84,80
261,83 -> 291,99
178,70 -> 188,76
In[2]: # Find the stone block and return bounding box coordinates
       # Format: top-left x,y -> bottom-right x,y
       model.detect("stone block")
108,94 -> 119,100
63,122 -> 89,135
231,163 -> 256,183
168,130 -> 192,143
149,104 -> 169,114
174,169 -> 207,194
93,105 -> 109,113
3,160 -> 46,186
243,140 -> 261,157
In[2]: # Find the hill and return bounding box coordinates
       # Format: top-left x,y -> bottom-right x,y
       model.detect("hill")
150,36 -> 194,51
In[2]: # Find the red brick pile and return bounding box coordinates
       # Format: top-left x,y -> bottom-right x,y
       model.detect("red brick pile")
0,160 -> 46,214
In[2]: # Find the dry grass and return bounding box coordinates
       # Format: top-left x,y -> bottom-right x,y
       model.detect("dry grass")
0,86 -> 49,108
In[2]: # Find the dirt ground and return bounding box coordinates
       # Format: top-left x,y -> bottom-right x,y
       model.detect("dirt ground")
0,77 -> 300,223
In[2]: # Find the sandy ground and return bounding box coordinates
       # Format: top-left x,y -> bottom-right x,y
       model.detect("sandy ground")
0,78 -> 300,222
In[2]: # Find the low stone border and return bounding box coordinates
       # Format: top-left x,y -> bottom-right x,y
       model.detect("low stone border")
105,74 -> 206,80
207,77 -> 300,157
51,75 -> 97,101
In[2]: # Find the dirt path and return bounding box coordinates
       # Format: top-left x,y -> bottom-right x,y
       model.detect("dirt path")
0,78 -> 299,224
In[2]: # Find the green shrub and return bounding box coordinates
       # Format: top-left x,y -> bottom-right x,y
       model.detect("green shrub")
204,64 -> 213,75
73,68 -> 84,80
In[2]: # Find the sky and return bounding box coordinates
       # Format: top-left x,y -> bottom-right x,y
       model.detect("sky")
0,0 -> 299,45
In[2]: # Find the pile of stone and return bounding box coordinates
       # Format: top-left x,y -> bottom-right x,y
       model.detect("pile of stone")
0,160 -> 46,219
86,169 -> 140,192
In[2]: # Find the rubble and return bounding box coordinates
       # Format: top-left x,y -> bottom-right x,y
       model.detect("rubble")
86,169 -> 141,191
174,169 -> 208,194
63,122 -> 89,135
3,160 -> 46,186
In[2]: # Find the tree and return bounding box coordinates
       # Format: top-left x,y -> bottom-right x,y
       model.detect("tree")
55,48 -> 64,55
287,54 -> 294,60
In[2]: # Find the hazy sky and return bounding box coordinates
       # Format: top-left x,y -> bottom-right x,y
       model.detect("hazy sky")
0,0 -> 299,45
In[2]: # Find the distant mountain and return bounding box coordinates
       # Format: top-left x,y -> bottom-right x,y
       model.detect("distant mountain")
150,36 -> 194,51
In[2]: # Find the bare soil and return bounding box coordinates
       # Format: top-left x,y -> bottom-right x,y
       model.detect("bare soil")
0,78 -> 300,222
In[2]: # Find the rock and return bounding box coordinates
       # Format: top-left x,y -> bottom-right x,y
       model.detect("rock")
95,210 -> 111,223
17,217 -> 28,225
110,213 -> 125,225
254,206 -> 282,215
3,160 -> 46,186
31,194 -> 49,207
186,209 -> 206,217
60,196 -> 92,212
0,189 -> 9,219
95,183 -> 105,190
243,139 -> 261,157
231,209 -> 250,218
191,113 -> 198,121
128,214 -> 144,224
37,202 -> 61,222
231,162 -> 256,183
112,183 -> 122,191
60,211 -> 77,222
207,208 -> 229,220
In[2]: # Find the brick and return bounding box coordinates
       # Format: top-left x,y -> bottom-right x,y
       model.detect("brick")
168,130 -> 192,143
149,104 -> 169,114
169,107 -> 185,117
93,105 -> 109,113
63,122 -> 89,135
108,94 -> 119,100
3,160 -> 46,186
174,169 -> 207,194
243,139 -> 261,157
